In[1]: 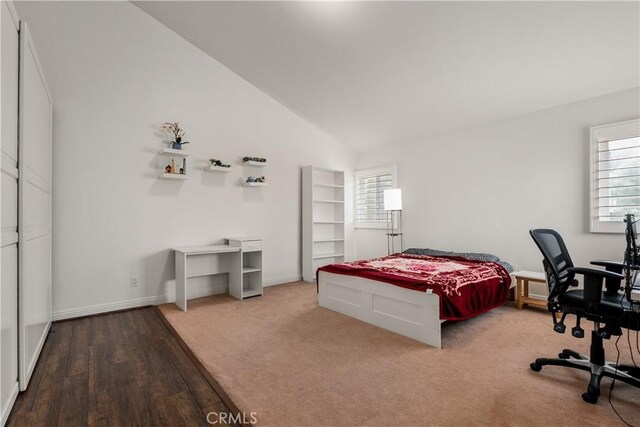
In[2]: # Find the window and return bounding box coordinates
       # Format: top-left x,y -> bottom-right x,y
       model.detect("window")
355,165 -> 397,228
590,119 -> 640,233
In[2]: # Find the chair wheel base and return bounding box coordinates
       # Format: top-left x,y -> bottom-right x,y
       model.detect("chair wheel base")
582,383 -> 600,404
530,362 -> 542,372
582,391 -> 598,404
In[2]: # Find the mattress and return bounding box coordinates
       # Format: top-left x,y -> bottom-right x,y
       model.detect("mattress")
318,253 -> 512,320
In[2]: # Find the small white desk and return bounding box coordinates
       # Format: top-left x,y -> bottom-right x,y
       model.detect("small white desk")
173,245 -> 241,312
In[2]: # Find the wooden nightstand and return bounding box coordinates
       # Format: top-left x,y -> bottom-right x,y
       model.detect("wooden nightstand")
513,270 -> 547,310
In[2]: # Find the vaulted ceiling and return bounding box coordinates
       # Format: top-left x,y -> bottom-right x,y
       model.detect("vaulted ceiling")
135,1 -> 640,151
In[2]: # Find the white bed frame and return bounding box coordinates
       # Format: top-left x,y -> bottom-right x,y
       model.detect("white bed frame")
318,271 -> 516,348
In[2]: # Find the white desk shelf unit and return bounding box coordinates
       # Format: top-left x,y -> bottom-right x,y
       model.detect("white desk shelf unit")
173,245 -> 242,311
302,166 -> 345,282
227,237 -> 264,299
173,239 -> 264,311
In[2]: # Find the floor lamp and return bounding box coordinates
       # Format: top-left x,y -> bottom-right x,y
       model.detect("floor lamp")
384,189 -> 403,255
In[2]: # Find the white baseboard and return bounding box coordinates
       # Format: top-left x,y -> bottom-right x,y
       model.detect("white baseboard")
1,381 -> 19,427
52,294 -> 169,321
528,293 -> 547,300
51,277 -> 302,321
264,274 -> 301,287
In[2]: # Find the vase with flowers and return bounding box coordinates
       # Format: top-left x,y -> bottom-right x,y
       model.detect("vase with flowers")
161,122 -> 190,150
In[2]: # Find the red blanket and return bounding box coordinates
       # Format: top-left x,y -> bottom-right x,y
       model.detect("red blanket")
318,253 -> 512,321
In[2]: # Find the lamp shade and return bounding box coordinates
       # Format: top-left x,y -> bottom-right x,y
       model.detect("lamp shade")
383,188 -> 402,211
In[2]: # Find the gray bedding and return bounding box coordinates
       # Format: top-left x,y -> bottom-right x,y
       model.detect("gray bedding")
403,248 -> 514,273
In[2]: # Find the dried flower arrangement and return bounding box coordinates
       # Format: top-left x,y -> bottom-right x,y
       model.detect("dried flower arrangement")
161,122 -> 190,147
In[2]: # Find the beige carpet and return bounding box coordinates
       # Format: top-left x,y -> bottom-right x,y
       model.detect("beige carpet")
158,282 -> 640,426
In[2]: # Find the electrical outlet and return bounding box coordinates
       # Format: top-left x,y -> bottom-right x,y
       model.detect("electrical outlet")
131,276 -> 138,287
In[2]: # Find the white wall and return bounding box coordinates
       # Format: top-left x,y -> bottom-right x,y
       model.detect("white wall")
355,87 -> 639,295
12,1 -> 637,317
15,1 -> 354,320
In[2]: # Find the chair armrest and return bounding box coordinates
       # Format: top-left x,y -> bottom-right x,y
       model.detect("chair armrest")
590,260 -> 624,273
591,260 -> 640,271
567,267 -> 624,280
567,267 -> 624,309
589,262 -> 637,295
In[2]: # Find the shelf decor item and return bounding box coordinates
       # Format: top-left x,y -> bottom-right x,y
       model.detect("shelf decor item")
161,122 -> 190,150
209,158 -> 231,168
242,156 -> 266,164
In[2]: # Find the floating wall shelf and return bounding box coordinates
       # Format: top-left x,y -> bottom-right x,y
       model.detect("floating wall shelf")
243,157 -> 267,187
243,160 -> 267,167
162,148 -> 190,157
161,173 -> 188,180
209,165 -> 232,172
159,147 -> 189,179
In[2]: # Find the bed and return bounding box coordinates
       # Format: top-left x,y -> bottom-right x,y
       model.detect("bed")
317,249 -> 515,348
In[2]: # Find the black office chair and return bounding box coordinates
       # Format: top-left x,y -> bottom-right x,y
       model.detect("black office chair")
529,229 -> 640,403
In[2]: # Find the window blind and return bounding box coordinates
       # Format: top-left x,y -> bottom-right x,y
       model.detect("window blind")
596,135 -> 640,222
589,120 -> 639,233
356,172 -> 393,223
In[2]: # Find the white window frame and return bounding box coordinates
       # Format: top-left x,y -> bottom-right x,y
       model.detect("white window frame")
354,165 -> 397,229
590,118 -> 640,233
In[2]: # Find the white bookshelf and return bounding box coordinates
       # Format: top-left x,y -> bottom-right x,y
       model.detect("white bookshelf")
313,253 -> 345,260
313,199 -> 344,204
209,165 -> 232,172
302,166 -> 345,282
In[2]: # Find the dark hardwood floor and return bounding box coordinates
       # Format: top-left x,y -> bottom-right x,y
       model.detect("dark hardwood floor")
8,307 -> 233,426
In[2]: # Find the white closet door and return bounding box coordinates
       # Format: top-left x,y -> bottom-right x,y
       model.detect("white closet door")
1,1 -> 21,421
18,22 -> 52,390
